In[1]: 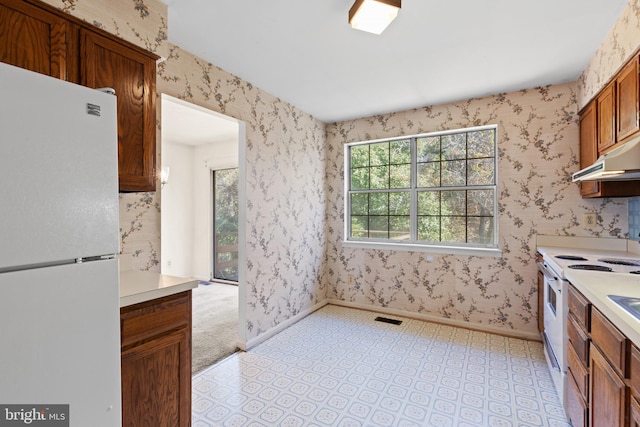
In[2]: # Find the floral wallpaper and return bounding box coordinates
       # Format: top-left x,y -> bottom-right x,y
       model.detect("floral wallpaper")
578,0 -> 640,109
41,0 -> 328,342
325,84 -> 627,336
39,0 -> 639,341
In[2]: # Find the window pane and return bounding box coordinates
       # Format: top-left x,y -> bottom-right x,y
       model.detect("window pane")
391,139 -> 411,164
351,216 -> 368,238
351,193 -> 368,215
441,216 -> 466,242
351,145 -> 369,168
345,126 -> 497,247
441,133 -> 466,160
213,168 -> 239,282
390,216 -> 410,240
369,216 -> 388,239
370,142 -> 388,166
370,165 -> 389,189
467,158 -> 494,186
390,192 -> 410,215
467,189 -> 494,216
468,130 -> 495,158
418,216 -> 440,241
351,167 -> 369,190
369,192 -> 389,215
417,137 -> 440,162
390,164 -> 411,188
417,162 -> 440,187
468,217 -> 494,244
442,190 -> 466,215
418,191 -> 440,216
441,160 -> 466,186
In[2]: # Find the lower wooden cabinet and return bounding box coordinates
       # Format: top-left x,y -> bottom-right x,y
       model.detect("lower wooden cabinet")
120,291 -> 192,427
590,344 -> 629,427
632,397 -> 640,427
567,372 -> 588,427
568,285 -> 635,427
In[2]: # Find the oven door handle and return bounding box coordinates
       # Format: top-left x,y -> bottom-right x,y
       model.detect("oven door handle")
536,262 -> 558,282
536,262 -> 562,293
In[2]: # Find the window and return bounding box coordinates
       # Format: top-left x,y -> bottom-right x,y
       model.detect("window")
345,125 -> 498,255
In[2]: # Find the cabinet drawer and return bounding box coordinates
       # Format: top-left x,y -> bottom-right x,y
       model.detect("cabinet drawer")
120,291 -> 191,348
567,371 -> 588,427
568,285 -> 591,331
631,345 -> 640,397
568,341 -> 589,401
568,314 -> 590,365
591,307 -> 629,378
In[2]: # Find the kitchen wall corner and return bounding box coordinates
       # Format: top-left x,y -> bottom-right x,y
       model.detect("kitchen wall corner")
577,0 -> 640,109
325,82 -> 628,337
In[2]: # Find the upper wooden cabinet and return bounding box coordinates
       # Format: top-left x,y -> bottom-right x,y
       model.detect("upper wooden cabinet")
0,0 -> 70,79
616,58 -> 640,143
578,54 -> 640,198
0,0 -> 158,192
597,83 -> 616,154
81,30 -> 157,192
578,99 -> 639,198
579,101 -> 600,197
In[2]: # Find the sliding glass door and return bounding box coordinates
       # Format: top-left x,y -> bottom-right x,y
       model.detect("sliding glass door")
212,168 -> 238,282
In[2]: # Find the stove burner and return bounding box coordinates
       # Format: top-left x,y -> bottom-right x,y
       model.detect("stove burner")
597,258 -> 640,267
568,264 -> 613,272
555,255 -> 588,261
630,271 -> 640,275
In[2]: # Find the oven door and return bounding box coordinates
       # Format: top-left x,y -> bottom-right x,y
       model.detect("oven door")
538,262 -> 567,373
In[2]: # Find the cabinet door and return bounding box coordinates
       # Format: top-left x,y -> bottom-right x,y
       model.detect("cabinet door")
0,0 -> 70,79
632,397 -> 640,427
590,344 -> 629,427
81,30 -> 156,192
567,371 -> 588,427
597,83 -> 616,154
578,101 -> 600,197
121,327 -> 191,427
617,58 -> 640,142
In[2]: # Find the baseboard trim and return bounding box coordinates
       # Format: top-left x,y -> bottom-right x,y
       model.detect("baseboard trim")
326,299 -> 542,342
236,298 -> 541,350
237,300 -> 329,351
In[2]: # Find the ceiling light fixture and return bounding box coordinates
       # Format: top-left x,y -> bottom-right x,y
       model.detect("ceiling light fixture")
349,0 -> 401,35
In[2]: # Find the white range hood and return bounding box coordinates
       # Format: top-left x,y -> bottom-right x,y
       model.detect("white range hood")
572,136 -> 640,182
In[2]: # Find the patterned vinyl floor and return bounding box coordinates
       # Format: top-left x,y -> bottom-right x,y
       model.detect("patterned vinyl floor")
192,305 -> 571,427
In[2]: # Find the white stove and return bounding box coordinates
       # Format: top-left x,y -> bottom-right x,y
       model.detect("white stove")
537,246 -> 640,417
543,249 -> 640,279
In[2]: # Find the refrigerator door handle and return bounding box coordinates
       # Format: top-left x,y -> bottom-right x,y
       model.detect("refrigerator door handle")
76,255 -> 116,263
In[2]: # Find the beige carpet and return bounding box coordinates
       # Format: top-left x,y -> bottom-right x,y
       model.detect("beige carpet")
192,282 -> 239,375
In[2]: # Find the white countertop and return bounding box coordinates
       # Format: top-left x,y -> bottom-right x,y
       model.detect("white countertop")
564,269 -> 640,347
119,270 -> 199,307
537,242 -> 640,347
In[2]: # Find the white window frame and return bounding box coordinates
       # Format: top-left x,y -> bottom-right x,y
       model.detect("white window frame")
343,124 -> 502,257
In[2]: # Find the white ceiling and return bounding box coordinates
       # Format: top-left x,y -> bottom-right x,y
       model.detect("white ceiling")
160,0 -> 629,124
161,94 -> 239,146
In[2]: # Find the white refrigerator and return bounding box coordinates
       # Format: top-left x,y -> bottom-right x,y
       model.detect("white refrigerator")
0,62 -> 122,426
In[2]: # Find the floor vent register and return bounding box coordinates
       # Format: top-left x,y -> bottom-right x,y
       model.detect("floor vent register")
374,316 -> 403,325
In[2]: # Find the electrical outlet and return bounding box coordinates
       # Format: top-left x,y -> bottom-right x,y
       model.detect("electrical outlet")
347,274 -> 355,285
584,213 -> 596,227
167,260 -> 172,267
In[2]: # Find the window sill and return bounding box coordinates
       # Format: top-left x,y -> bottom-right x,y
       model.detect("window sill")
342,240 -> 502,257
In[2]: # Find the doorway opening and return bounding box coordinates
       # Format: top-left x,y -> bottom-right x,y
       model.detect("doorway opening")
160,93 -> 245,375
